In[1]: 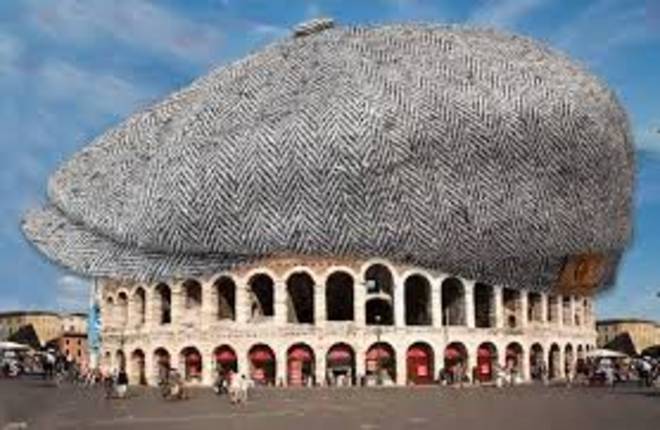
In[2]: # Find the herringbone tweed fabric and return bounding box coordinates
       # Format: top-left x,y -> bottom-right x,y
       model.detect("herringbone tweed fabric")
22,22 -> 634,291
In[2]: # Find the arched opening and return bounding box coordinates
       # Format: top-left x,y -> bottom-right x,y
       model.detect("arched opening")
104,297 -> 114,328
249,344 -> 276,386
179,346 -> 202,382
287,343 -> 315,387
117,292 -> 128,328
573,300 -> 582,326
326,343 -> 356,386
183,279 -> 202,324
444,342 -> 468,385
115,350 -> 126,371
529,343 -> 544,381
155,283 -> 172,325
404,275 -> 432,326
476,342 -> 498,383
286,272 -> 315,324
474,283 -> 495,328
153,348 -> 171,382
576,345 -> 586,375
407,342 -> 434,385
582,298 -> 590,326
562,296 -> 572,326
130,349 -> 147,385
133,288 -> 146,326
549,344 -> 561,380
441,278 -> 465,326
564,344 -> 575,377
505,342 -> 524,379
547,295 -> 559,323
503,288 -> 521,329
248,274 -> 274,320
214,277 -> 236,321
365,342 -> 396,385
364,264 -> 394,326
528,292 -> 543,323
326,271 -> 354,321
213,345 -> 238,374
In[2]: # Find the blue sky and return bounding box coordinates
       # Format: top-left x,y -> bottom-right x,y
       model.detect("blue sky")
0,0 -> 659,319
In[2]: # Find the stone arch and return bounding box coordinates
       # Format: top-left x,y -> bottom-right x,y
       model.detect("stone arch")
576,344 -> 586,374
130,349 -> 147,385
104,296 -> 115,328
505,342 -> 524,376
476,342 -> 498,383
115,349 -> 126,371
213,276 -> 236,321
404,274 -> 432,326
474,282 -> 495,328
248,274 -> 274,320
213,344 -> 238,373
529,343 -> 545,381
325,271 -> 354,321
326,343 -> 356,386
154,283 -> 172,325
153,347 -> 171,381
116,291 -> 129,328
547,295 -> 559,323
287,342 -> 316,387
564,343 -> 575,376
549,343 -> 561,380
132,287 -> 146,326
444,342 -> 468,384
528,292 -> 543,323
286,272 -> 315,324
562,296 -> 572,326
179,346 -> 202,382
407,342 -> 434,385
366,342 -> 396,385
503,288 -> 521,329
182,279 -> 202,323
441,277 -> 465,326
364,264 -> 395,325
248,344 -> 276,386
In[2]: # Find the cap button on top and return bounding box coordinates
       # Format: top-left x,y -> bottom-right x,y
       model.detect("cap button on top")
293,17 -> 335,37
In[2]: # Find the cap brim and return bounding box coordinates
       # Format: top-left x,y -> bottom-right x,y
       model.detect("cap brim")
21,205 -> 253,282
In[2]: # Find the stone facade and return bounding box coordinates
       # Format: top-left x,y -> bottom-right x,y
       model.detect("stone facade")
98,256 -> 597,387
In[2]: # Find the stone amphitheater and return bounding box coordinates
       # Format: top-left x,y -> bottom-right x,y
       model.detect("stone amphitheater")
100,255 -> 596,387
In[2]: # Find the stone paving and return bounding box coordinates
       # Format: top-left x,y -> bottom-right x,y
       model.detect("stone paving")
1,378 -> 659,430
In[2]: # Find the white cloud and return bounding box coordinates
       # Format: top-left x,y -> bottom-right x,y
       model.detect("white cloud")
553,0 -> 657,65
56,275 -> 90,311
26,0 -> 225,65
469,0 -> 548,29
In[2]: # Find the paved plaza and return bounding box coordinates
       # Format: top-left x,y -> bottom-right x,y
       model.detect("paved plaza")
1,379 -> 659,430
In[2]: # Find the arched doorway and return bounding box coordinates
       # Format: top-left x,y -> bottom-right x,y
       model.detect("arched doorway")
476,342 -> 498,383
444,342 -> 468,385
503,288 -> 521,328
407,342 -> 434,385
248,344 -> 276,386
117,292 -> 128,328
248,274 -> 274,320
441,278 -> 465,326
115,350 -> 126,371
132,288 -> 146,326
326,271 -> 354,321
180,347 -> 202,382
474,283 -> 494,328
104,297 -> 114,328
287,343 -> 315,387
326,343 -> 355,386
153,348 -> 171,382
364,264 -> 394,325
528,292 -> 543,323
564,344 -> 575,377
183,279 -> 202,324
130,349 -> 147,385
404,275 -> 432,326
366,342 -> 396,385
155,283 -> 172,325
505,342 -> 524,379
576,345 -> 586,375
214,277 -> 236,321
549,344 -> 561,380
529,343 -> 544,381
286,272 -> 315,324
213,345 -> 238,374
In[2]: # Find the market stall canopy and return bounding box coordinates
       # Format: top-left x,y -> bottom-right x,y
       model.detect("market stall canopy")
22,18 -> 635,293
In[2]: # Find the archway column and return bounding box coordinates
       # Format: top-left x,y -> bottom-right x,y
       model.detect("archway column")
315,349 -> 326,386
521,347 -> 530,381
276,347 -> 287,386
201,279 -> 214,328
464,280 -> 475,329
355,348 -> 366,385
557,295 -> 564,328
520,290 -> 528,329
570,296 -> 577,327
170,281 -> 183,326
203,349 -> 215,385
494,286 -> 504,329
354,281 -> 366,326
314,284 -> 326,328
394,280 -> 405,328
396,346 -> 407,385
432,278 -> 443,328
235,281 -> 249,324
144,351 -> 155,385
274,280 -> 288,325
541,293 -> 549,326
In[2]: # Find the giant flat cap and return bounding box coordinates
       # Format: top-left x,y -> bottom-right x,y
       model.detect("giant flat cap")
22,20 -> 635,292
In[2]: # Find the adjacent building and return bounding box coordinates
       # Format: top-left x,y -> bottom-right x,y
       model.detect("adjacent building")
596,318 -> 660,355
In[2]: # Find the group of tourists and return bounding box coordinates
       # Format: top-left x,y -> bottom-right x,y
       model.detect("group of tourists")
213,368 -> 253,405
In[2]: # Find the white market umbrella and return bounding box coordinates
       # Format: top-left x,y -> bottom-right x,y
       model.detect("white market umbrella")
586,348 -> 628,359
0,341 -> 30,350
